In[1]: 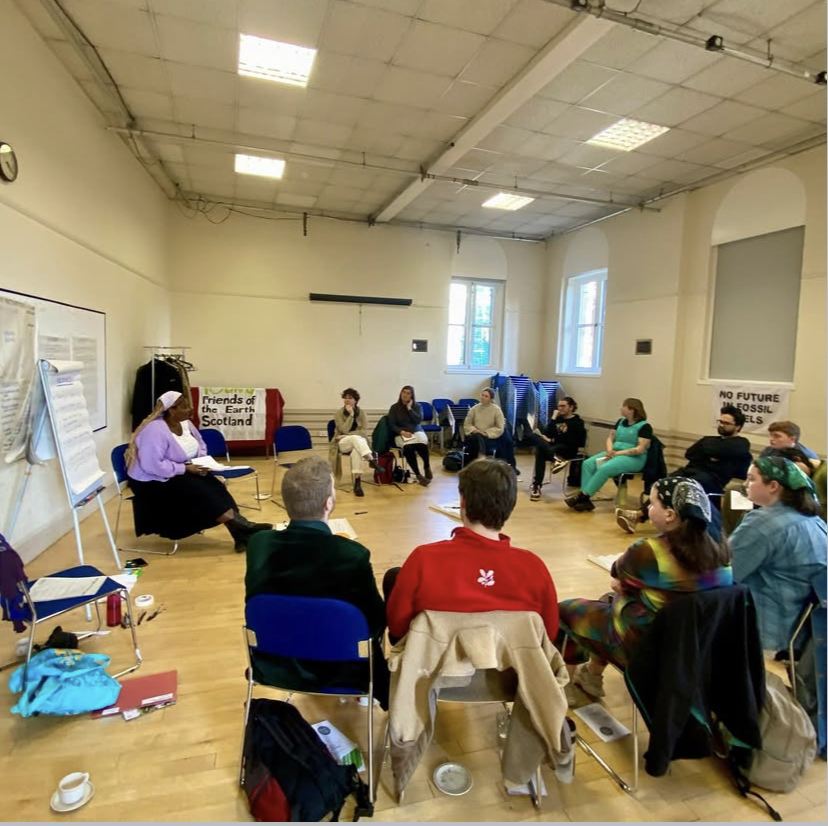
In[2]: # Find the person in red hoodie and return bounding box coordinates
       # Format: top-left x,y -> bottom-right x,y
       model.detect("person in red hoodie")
385,458 -> 559,643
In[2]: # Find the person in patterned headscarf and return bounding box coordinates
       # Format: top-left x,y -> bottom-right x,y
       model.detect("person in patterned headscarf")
558,477 -> 733,701
731,456 -> 827,651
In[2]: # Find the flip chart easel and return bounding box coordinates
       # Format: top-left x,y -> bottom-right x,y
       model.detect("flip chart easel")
9,360 -> 120,572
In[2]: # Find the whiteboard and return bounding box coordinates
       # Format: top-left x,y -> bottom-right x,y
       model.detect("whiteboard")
0,288 -> 106,432
30,360 -> 106,507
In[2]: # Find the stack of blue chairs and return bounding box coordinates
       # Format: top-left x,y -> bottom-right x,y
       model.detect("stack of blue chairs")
535,380 -> 564,429
494,375 -> 534,446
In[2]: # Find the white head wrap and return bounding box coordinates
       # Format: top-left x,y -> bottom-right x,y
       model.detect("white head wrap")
158,390 -> 183,411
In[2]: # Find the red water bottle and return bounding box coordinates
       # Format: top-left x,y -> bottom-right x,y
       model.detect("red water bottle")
106,594 -> 122,627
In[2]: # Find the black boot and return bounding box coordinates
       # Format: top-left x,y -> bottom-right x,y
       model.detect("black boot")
353,477 -> 364,497
232,510 -> 272,531
226,516 -> 272,552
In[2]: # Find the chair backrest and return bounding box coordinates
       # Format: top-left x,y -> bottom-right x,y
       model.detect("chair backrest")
110,444 -> 129,486
245,594 -> 369,661
274,425 -> 313,454
459,398 -> 477,408
432,398 -> 453,414
419,401 -> 434,423
327,419 -> 336,442
200,427 -> 228,458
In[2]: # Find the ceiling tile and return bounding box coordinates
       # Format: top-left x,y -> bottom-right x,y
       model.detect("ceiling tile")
673,137 -> 757,167
434,80 -> 499,117
293,119 -> 353,148
641,157 -> 708,184
636,1 -> 711,26
454,148 -> 502,172
679,99 -> 767,136
476,125 -> 535,154
496,0 -> 573,49
407,112 -> 468,142
276,193 -> 318,208
544,107 -> 619,142
418,0 -> 517,36
536,60 -> 619,105
167,63 -> 237,104
238,76 -> 305,112
395,136 -> 445,162
580,25 -> 659,71
319,2 -> 411,62
373,66 -> 453,108
98,50 -> 168,92
155,15 -> 238,72
705,0 -> 820,41
79,80 -> 122,115
237,0 -> 328,47
625,39 -> 721,85
749,2 -> 827,57
482,154 -> 548,179
504,98 -> 569,132
174,98 -> 236,131
682,58 -> 772,97
392,19 -> 486,77
307,54 -> 387,97
780,91 -> 827,124
459,39 -> 537,88
152,141 -> 186,164
734,73 -> 822,110
357,101 -> 424,135
555,142 -> 623,170
578,73 -> 671,117
636,127 -> 709,158
723,112 -> 815,146
300,90 -> 368,127
48,41 -> 96,82
122,88 -> 174,120
62,0 -> 158,55
713,146 -> 770,169
236,109 -> 296,140
346,129 -> 406,158
326,167 -> 378,188
158,0 -> 240,28
349,0 -> 420,15
595,150 -> 661,176
633,87 -> 720,127
516,134 -> 582,162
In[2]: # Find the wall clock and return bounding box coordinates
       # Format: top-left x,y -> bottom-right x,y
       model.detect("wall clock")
0,142 -> 19,183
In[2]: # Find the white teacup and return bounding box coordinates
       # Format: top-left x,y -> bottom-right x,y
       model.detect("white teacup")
58,772 -> 90,807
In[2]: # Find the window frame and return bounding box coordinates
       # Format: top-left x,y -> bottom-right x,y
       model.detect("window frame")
557,269 -> 607,377
446,277 -> 504,372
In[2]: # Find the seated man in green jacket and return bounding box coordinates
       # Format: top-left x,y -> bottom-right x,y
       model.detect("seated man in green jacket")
245,455 -> 389,707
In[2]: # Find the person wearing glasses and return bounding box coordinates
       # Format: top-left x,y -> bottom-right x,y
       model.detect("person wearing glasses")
616,405 -> 752,534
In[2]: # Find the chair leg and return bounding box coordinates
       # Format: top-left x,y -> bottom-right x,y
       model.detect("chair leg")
112,587 -> 142,679
573,700 -> 639,794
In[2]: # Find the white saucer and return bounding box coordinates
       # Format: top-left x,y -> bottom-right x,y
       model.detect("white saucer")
433,762 -> 473,796
50,782 -> 94,813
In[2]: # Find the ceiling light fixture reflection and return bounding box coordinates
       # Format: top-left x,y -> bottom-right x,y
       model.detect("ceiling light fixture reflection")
482,192 -> 535,211
238,33 -> 316,87
235,153 -> 286,179
587,118 -> 669,151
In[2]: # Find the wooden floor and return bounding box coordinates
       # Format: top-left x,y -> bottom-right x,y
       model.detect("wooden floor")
1,449 -> 825,822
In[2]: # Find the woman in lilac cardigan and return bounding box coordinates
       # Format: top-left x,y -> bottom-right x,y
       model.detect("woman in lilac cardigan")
126,391 -> 270,550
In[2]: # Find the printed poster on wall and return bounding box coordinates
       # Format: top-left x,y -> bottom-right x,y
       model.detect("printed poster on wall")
711,383 -> 790,434
197,387 -> 267,441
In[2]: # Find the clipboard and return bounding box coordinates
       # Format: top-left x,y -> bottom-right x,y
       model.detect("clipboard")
92,670 -> 178,717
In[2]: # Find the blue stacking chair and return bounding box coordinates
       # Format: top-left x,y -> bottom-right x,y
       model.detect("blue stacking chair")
419,401 -> 443,452
270,425 -> 314,499
458,398 -> 478,408
110,444 -> 179,556
9,560 -> 142,685
200,428 -> 262,510
241,594 -> 378,803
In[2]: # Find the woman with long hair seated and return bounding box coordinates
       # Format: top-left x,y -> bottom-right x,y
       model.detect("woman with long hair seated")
559,477 -> 732,698
328,387 -> 379,498
126,391 -> 271,551
387,384 -> 432,486
730,456 -> 827,652
566,398 -> 652,512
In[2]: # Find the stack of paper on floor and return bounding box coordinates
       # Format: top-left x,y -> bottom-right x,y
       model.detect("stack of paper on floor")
587,554 -> 620,572
429,502 -> 462,522
574,703 -> 630,742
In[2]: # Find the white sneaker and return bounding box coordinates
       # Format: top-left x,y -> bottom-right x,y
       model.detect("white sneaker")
550,459 -> 568,474
616,508 -> 640,534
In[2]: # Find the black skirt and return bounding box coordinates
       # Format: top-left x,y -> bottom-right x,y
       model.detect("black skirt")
127,473 -> 237,540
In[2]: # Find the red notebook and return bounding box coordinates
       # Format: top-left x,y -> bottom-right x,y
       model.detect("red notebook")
92,670 -> 177,718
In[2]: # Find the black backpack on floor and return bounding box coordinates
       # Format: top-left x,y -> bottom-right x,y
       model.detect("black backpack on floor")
242,698 -> 372,821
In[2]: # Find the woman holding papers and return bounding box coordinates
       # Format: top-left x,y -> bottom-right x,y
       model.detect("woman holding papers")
559,477 -> 732,700
126,391 -> 271,551
388,385 -> 432,486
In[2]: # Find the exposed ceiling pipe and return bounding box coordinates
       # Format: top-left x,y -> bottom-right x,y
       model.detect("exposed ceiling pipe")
541,0 -> 826,86
558,132 -> 826,235
38,0 -> 179,197
108,125 -> 654,210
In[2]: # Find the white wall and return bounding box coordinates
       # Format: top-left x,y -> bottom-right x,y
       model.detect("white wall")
167,212 -> 547,410
0,0 -> 170,560
543,146 -> 827,454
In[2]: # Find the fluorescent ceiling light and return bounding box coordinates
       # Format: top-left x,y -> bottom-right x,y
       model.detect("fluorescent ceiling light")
482,192 -> 535,211
238,33 -> 316,87
235,154 -> 285,179
587,118 -> 669,151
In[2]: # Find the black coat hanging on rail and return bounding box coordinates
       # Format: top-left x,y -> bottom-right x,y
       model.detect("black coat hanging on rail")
131,359 -> 184,429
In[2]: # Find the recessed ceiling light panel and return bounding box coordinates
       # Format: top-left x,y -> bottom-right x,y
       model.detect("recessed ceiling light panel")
587,118 -> 669,151
235,154 -> 286,179
482,192 -> 535,211
238,33 -> 316,87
